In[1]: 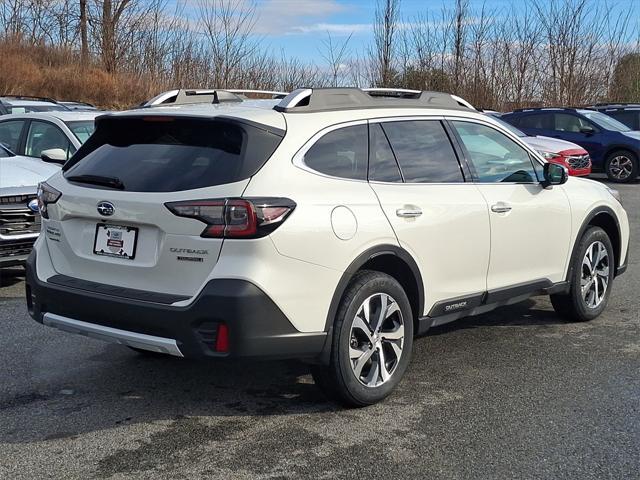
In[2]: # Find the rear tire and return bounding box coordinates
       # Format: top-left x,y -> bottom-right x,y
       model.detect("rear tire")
551,227 -> 614,322
311,270 -> 414,407
604,150 -> 638,183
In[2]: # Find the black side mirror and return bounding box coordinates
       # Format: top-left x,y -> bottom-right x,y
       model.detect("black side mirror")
580,126 -> 595,135
542,162 -> 568,187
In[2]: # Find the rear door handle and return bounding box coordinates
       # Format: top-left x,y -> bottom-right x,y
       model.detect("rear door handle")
396,207 -> 422,218
491,202 -> 512,214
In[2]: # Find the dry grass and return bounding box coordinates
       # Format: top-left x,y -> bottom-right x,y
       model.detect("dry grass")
0,40 -> 164,109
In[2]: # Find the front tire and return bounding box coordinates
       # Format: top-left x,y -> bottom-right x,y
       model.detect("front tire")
312,270 -> 414,407
605,150 -> 638,183
551,227 -> 614,322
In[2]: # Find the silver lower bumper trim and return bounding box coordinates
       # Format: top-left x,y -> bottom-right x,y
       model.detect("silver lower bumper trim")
42,312 -> 184,357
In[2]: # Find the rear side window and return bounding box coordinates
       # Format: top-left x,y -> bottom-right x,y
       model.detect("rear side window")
516,113 -> 553,130
381,120 -> 464,183
64,117 -> 283,192
303,125 -> 368,180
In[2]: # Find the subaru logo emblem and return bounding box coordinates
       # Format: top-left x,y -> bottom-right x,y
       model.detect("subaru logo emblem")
28,199 -> 39,213
97,201 -> 115,216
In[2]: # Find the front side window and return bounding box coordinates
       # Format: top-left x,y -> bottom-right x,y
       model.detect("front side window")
452,121 -> 538,183
25,121 -> 73,159
554,113 -> 592,133
303,124 -> 368,180
381,120 -> 464,183
0,120 -> 24,153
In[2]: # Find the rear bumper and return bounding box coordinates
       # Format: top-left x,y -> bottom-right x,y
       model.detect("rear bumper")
25,252 -> 327,360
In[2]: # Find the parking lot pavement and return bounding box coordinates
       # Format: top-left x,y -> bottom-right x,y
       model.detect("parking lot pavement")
1,178 -> 638,480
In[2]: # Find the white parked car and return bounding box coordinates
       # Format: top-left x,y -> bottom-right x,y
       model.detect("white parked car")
26,88 -> 629,406
0,145 -> 59,267
0,111 -> 101,164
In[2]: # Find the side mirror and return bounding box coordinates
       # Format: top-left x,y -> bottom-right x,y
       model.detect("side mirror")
542,162 -> 568,187
580,126 -> 596,135
41,148 -> 67,164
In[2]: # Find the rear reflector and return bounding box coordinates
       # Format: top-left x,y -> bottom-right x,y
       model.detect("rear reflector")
215,323 -> 229,353
165,197 -> 295,239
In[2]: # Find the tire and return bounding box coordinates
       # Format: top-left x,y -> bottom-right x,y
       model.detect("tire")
604,150 -> 638,183
311,270 -> 414,407
551,227 -> 614,322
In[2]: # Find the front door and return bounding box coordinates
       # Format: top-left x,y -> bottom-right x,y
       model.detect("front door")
450,119 -> 572,292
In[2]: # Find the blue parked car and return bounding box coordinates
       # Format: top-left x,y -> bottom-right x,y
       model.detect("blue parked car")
502,108 -> 640,183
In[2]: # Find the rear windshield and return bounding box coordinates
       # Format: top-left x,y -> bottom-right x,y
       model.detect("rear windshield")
8,105 -> 68,113
63,116 -> 283,192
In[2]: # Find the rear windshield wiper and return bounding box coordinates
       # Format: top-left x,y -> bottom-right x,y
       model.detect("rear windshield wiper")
66,174 -> 125,190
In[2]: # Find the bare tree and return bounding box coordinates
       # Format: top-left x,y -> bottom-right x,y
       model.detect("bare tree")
371,0 -> 400,87
319,31 -> 353,87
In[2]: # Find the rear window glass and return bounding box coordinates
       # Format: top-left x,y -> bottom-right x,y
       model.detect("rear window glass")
63,117 -> 283,192
516,113 -> 553,129
303,125 -> 368,180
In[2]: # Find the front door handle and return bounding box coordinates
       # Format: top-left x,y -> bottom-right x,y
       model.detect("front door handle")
491,202 -> 512,214
396,206 -> 422,218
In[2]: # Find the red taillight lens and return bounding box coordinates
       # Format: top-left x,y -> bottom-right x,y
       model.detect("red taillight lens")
215,323 -> 229,353
165,197 -> 295,239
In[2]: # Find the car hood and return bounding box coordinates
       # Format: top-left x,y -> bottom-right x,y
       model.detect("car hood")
523,135 -> 586,153
621,131 -> 640,142
0,156 -> 60,188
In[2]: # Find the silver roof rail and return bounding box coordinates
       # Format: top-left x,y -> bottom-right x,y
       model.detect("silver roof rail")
274,87 -> 476,113
226,89 -> 289,99
143,89 -> 244,107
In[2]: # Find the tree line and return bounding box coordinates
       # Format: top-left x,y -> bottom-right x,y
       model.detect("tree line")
0,0 -> 638,109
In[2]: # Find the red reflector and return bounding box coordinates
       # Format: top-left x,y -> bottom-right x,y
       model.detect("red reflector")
215,323 -> 229,353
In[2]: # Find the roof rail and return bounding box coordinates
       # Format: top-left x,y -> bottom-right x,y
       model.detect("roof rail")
225,89 -> 289,99
512,107 -> 577,112
274,87 -> 475,113
592,102 -> 640,108
0,94 -> 59,104
144,89 -> 244,107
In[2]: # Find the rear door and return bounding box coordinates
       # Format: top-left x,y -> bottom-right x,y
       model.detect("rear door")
369,119 -> 490,317
44,115 -> 283,296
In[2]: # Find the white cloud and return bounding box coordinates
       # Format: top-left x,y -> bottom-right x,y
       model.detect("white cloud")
289,22 -> 371,35
252,0 -> 351,35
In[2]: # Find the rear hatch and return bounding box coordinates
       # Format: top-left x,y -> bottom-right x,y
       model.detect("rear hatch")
44,114 -> 283,297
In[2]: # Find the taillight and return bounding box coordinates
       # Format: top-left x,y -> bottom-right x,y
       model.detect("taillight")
36,182 -> 62,219
165,197 -> 295,239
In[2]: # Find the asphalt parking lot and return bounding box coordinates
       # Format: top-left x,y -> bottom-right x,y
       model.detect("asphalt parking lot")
1,176 -> 638,480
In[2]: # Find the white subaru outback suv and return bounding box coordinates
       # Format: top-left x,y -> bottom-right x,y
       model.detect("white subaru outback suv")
26,88 -> 630,406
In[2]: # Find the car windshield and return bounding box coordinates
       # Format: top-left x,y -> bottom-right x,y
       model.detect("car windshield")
66,120 -> 96,143
490,116 -> 527,137
581,111 -> 631,132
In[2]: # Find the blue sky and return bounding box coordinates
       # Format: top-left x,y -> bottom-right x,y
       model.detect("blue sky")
234,0 -> 640,60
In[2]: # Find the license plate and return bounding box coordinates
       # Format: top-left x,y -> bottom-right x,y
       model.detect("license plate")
93,224 -> 138,259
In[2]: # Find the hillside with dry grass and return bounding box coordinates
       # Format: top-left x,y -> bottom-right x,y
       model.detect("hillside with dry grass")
0,40 -> 163,109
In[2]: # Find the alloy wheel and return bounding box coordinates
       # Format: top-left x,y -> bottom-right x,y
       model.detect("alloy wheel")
608,155 -> 634,180
581,241 -> 610,309
349,293 -> 405,387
